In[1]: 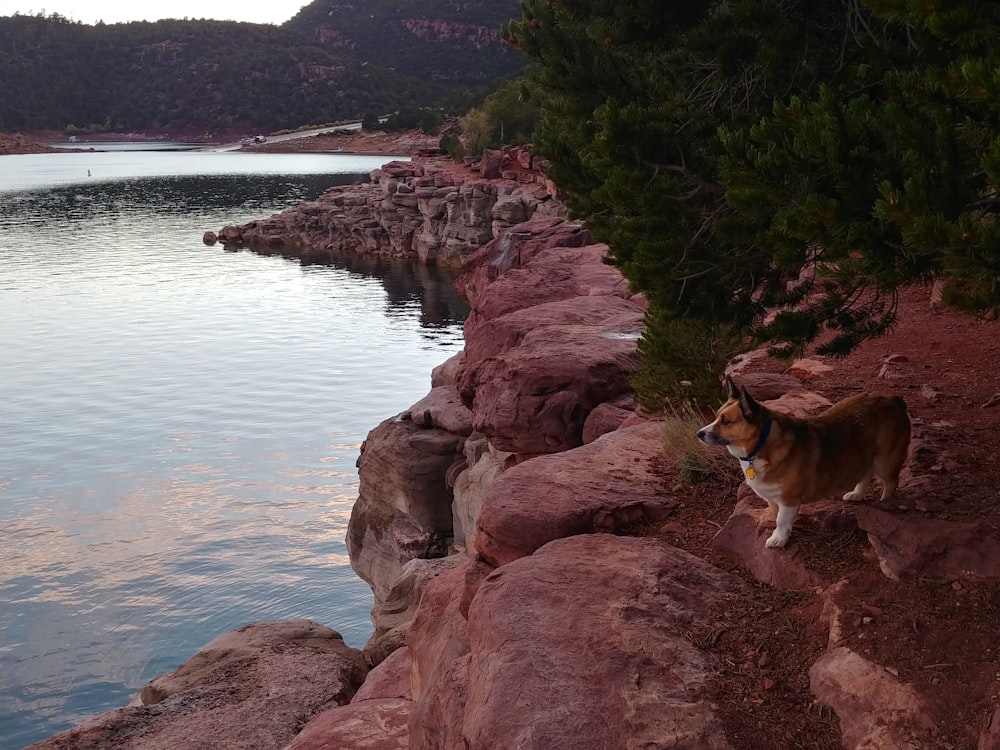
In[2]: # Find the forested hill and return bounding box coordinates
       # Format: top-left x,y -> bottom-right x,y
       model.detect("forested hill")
284,0 -> 524,87
0,3 -> 524,134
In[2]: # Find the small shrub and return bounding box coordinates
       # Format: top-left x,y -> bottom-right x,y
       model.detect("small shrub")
659,401 -> 739,492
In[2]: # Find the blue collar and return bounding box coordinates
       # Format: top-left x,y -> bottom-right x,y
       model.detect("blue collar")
743,420 -> 772,463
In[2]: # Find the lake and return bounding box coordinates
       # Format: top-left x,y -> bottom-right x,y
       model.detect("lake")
0,147 -> 469,747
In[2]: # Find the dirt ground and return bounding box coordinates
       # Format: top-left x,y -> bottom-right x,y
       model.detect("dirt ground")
652,285 -> 1000,749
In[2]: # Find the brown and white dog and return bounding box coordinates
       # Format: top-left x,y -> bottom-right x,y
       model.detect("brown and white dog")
696,378 -> 911,548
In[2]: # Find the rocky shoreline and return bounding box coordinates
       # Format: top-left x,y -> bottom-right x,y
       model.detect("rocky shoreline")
28,145 -> 1000,750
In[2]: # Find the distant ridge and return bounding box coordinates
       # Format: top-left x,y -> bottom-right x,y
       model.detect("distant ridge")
0,3 -> 525,133
284,0 -> 525,87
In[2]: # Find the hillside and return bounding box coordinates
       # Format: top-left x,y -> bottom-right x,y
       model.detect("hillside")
0,6 -> 525,134
284,0 -> 525,87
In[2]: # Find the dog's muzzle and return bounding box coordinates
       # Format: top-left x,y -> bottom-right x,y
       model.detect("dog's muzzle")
696,427 -> 725,446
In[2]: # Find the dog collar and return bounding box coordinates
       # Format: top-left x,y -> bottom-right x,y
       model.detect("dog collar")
741,419 -> 772,479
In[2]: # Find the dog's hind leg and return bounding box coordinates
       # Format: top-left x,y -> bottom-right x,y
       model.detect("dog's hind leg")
765,503 -> 800,548
843,472 -> 872,502
873,456 -> 904,501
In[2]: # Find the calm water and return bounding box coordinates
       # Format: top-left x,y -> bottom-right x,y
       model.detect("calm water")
0,149 -> 469,747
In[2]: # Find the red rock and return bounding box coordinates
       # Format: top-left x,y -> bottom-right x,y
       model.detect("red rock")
463,294 -> 641,367
346,413 -> 465,611
283,698 -> 410,750
458,535 -> 743,750
581,394 -> 636,444
458,319 -> 641,454
27,620 -> 366,750
810,646 -> 934,748
352,647 -> 412,702
472,420 -> 674,567
711,489 -> 839,589
407,566 -> 472,750
455,217 -> 592,307
855,506 -> 1000,580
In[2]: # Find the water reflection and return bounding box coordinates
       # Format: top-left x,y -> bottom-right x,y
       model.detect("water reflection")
255,247 -> 471,330
0,162 -> 466,746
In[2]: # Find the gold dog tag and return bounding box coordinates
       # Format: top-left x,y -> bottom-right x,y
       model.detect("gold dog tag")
745,467 -> 756,480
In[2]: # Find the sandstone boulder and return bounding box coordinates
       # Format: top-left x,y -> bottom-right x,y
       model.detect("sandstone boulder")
458,318 -> 642,455
581,393 -> 637,444
463,294 -> 642,367
365,554 -> 467,665
283,699 -> 410,750
711,487 -> 856,589
810,647 -> 935,749
347,413 -> 465,608
472,420 -> 674,567
28,620 -> 366,750
855,506 -> 1000,580
451,433 -> 508,550
410,534 -> 746,750
407,566 -> 474,750
455,217 -> 593,307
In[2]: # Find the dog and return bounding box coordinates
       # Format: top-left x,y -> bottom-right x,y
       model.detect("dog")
696,377 -> 911,548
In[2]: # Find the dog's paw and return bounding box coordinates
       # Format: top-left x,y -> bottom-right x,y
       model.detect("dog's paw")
765,530 -> 789,548
843,490 -> 863,502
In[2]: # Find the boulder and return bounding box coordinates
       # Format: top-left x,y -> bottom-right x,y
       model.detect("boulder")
404,386 -> 473,436
810,647 -> 934,749
407,566 -> 473,750
855,506 -> 1000,580
463,294 -> 642,367
451,434 -> 508,550
458,317 -> 642,455
456,534 -> 744,750
581,394 -> 637,444
347,413 -> 465,608
352,647 -> 412,703
28,620 -> 366,750
365,554 -> 467,663
711,487 -> 855,589
472,420 -> 674,568
455,218 -> 593,308
282,699 -> 410,750
461,243 -> 631,329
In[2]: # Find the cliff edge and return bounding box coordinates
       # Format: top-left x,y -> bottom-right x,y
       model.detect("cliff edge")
30,149 -> 1000,750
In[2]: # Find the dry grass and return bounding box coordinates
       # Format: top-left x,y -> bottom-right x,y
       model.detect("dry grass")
659,401 -> 739,492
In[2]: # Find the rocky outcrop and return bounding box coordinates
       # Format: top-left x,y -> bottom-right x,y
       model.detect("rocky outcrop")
408,535 -> 745,750
0,133 -> 63,154
216,152 -> 563,268
27,620 -> 366,750
40,160 -> 1000,750
345,216 -> 650,659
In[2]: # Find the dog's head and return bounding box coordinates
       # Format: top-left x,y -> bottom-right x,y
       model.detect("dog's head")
696,376 -> 766,451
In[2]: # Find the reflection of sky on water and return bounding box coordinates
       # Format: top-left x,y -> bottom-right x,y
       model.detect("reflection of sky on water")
0,155 -> 467,746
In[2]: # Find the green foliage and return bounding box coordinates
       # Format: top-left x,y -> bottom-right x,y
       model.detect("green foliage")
479,78 -> 539,146
361,112 -> 381,131
459,107 -> 493,157
440,126 -> 466,160
508,0 -> 1000,408
720,1 -> 1000,343
284,0 -> 526,88
507,0 -> 892,406
0,10 -> 517,132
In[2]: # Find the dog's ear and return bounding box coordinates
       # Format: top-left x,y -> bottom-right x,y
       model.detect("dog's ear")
723,375 -> 738,401
738,386 -> 761,421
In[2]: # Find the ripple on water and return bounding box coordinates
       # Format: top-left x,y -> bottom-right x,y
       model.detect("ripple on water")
0,164 -> 468,746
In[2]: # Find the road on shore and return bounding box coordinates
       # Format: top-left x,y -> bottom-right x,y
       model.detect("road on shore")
207,122 -> 363,152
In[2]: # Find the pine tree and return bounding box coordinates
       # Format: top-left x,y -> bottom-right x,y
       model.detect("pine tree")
720,0 -> 1000,355
506,0 -> 900,404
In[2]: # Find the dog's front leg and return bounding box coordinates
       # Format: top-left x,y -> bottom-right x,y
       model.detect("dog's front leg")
765,503 -> 800,548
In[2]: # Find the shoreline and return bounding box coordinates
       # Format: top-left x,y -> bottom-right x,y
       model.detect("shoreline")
2,127 -> 448,159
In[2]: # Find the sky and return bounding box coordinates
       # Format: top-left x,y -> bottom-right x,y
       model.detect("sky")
0,1 -> 303,26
